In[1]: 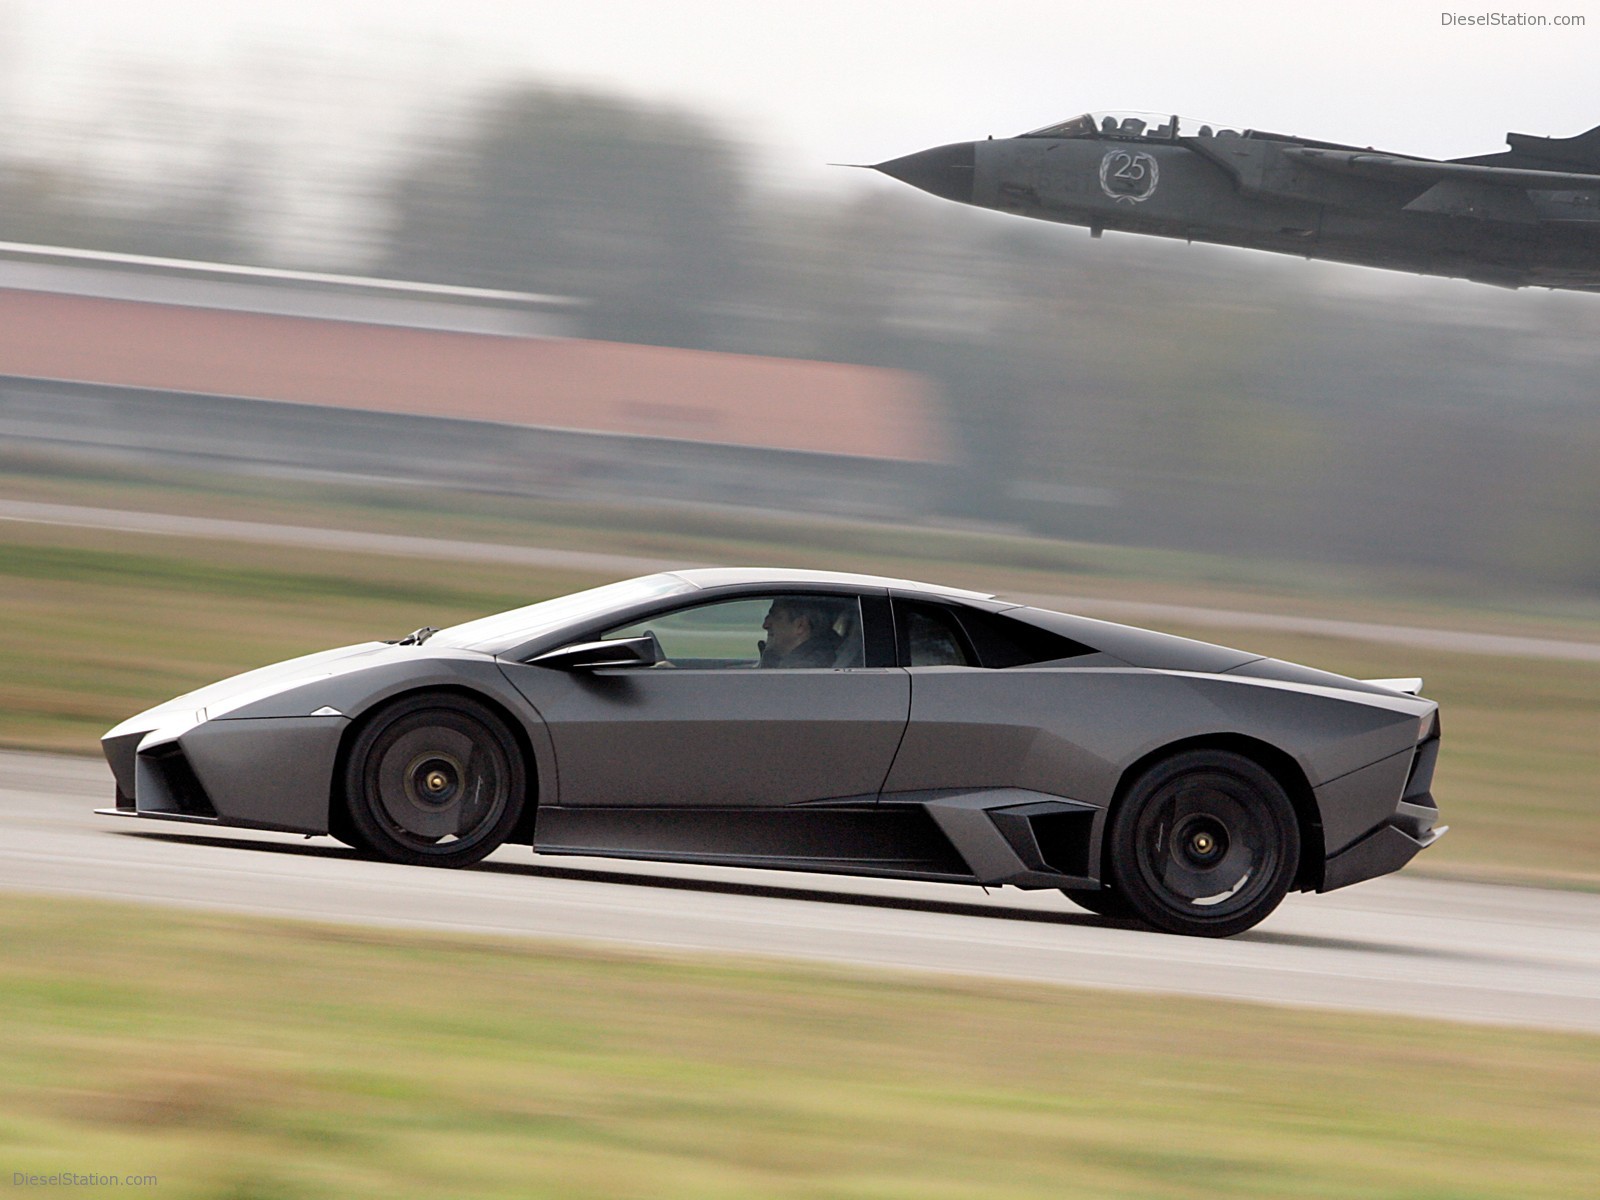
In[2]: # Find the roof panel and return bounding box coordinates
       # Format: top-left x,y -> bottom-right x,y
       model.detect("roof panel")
671,567 -> 994,599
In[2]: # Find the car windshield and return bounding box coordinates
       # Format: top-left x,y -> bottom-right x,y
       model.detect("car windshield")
427,574 -> 697,653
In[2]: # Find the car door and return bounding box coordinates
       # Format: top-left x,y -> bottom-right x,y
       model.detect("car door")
500,589 -> 909,808
880,596 -> 1117,801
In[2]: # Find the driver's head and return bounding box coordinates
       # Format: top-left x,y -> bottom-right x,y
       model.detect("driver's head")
762,598 -> 830,656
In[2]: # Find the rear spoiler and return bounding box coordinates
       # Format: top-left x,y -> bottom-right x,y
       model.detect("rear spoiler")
1362,677 -> 1423,696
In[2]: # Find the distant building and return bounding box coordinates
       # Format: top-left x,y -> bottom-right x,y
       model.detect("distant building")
0,242 -> 947,514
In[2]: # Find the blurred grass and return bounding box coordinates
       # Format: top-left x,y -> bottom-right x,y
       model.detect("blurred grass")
2,894 -> 1597,1200
2,457 -> 1598,885
8,448 -> 1600,636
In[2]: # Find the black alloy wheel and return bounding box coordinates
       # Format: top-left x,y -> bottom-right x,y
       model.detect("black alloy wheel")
343,694 -> 526,868
1107,749 -> 1300,937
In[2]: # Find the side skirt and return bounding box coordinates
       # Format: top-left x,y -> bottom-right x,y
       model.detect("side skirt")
92,807 -> 318,836
533,803 -> 974,880
532,790 -> 1106,890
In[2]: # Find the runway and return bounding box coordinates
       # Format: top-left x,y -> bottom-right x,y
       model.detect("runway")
6,751 -> 1598,1034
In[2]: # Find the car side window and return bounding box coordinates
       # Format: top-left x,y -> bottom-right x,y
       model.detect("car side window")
898,602 -> 974,667
603,594 -> 867,670
956,608 -> 1095,666
895,600 -> 1095,668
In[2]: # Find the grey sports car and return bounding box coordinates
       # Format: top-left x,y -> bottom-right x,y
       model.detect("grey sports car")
100,568 -> 1444,937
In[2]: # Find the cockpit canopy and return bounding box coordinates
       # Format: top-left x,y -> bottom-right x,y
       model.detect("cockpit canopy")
1020,112 -> 1245,141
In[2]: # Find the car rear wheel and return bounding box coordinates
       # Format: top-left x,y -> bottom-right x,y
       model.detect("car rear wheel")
1107,749 -> 1299,937
343,694 -> 526,868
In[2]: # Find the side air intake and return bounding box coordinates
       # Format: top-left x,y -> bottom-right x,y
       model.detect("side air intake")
990,801 -> 1096,878
135,743 -> 219,818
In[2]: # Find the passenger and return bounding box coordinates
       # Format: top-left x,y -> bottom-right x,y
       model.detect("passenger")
758,598 -> 843,668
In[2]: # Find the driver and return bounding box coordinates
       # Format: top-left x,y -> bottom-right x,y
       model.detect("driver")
758,598 -> 842,668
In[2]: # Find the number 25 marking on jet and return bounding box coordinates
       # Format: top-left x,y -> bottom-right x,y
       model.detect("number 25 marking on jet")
1100,150 -> 1159,202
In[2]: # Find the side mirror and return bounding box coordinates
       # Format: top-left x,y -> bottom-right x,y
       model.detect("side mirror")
528,635 -> 661,671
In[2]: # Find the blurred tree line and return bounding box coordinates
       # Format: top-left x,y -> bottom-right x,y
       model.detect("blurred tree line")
2,77 -> 1597,598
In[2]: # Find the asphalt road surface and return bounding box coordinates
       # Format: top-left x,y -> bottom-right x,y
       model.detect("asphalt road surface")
6,498 -> 1600,663
5,750 -> 1598,1035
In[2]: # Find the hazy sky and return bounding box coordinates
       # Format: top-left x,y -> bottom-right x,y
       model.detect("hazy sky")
6,0 -> 1598,193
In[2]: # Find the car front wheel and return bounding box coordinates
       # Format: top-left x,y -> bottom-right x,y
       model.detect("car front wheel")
1107,749 -> 1300,937
343,694 -> 526,868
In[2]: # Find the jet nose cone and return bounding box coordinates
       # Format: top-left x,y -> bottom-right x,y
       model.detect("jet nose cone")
874,142 -> 976,205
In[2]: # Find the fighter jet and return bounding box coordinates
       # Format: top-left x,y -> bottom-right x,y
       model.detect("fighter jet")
873,112 -> 1600,290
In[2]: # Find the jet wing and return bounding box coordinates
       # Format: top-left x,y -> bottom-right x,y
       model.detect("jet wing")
1283,148 -> 1600,224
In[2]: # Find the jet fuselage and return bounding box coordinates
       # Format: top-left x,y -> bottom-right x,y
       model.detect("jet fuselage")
876,115 -> 1600,289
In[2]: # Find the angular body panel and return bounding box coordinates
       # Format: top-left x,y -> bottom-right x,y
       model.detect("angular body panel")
886,667 -> 1423,801
1313,747 -> 1418,857
178,716 -> 347,833
499,663 -> 910,806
